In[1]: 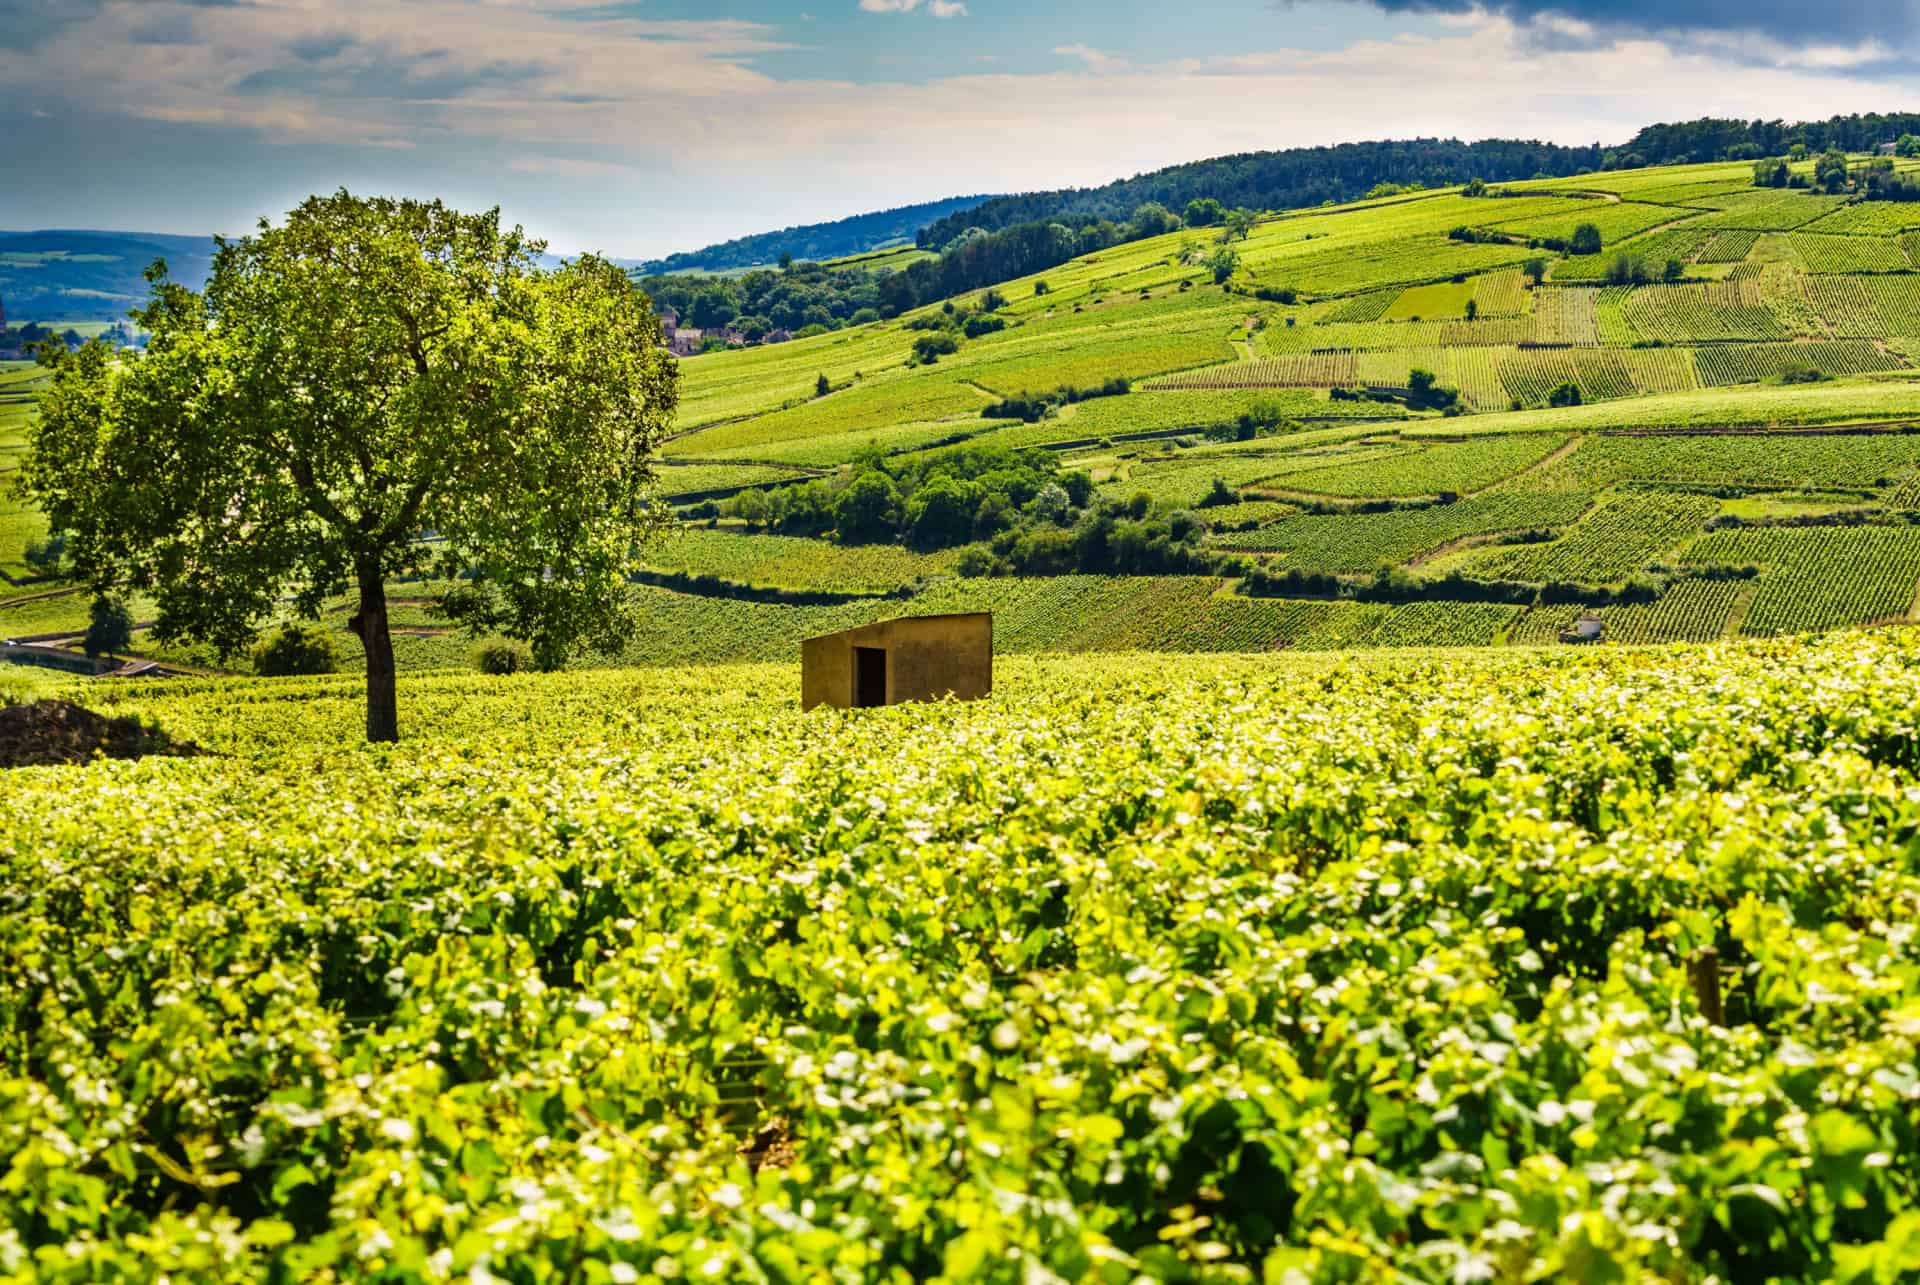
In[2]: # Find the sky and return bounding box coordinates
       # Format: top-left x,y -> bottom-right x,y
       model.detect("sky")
0,0 -> 1917,260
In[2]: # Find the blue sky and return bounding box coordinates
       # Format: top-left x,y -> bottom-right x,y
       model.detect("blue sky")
0,0 -> 1915,258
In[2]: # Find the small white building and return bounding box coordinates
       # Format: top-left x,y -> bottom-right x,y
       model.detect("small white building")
1560,613 -> 1605,644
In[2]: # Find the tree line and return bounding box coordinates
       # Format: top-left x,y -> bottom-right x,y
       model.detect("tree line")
917,112 -> 1920,255
918,138 -> 1606,249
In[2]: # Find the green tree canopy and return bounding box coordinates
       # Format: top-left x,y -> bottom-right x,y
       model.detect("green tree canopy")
1816,149 -> 1852,194
24,191 -> 678,742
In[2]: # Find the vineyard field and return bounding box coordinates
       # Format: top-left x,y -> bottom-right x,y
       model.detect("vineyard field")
1251,433 -> 1567,498
1510,430 -> 1920,493
1505,576 -> 1748,644
1789,233 -> 1908,274
14,634 -> 1920,1279
1693,339 -> 1905,386
638,529 -> 962,593
1462,492 -> 1719,582
1620,280 -> 1794,342
1682,525 -> 1920,634
1216,491 -> 1594,571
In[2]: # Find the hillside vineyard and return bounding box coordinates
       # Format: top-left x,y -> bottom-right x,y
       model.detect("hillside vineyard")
15,156 -> 1920,663
616,157 -> 1920,664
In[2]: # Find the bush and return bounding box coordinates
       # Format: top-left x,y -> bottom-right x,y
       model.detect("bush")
471,638 -> 534,676
82,596 -> 134,660
911,332 -> 959,365
1605,253 -> 1651,286
252,624 -> 341,677
1569,223 -> 1603,256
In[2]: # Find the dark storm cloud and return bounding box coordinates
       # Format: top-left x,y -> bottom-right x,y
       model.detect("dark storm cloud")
1349,0 -> 1915,45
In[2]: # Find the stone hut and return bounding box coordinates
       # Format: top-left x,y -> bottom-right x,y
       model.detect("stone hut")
1559,613 -> 1606,645
802,613 -> 992,710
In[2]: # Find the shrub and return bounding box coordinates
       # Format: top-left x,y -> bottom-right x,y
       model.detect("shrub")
1605,253 -> 1651,286
471,638 -> 534,676
911,332 -> 959,365
252,624 -> 341,677
1548,382 -> 1583,407
82,596 -> 134,660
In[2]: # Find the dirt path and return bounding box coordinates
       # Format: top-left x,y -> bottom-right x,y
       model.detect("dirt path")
0,585 -> 83,610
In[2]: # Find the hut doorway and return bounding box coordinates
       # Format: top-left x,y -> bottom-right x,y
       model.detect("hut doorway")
854,647 -> 888,708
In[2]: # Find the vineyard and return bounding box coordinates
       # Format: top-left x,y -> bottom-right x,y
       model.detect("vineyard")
1216,490 -> 1594,571
1681,525 -> 1920,634
1250,433 -> 1566,499
13,159 -> 1920,675
13,634 -> 1920,1280
1508,431 -> 1920,493
1620,280 -> 1793,343
1504,576 -> 1748,644
637,529 -> 962,594
1462,492 -> 1720,583
1693,339 -> 1905,386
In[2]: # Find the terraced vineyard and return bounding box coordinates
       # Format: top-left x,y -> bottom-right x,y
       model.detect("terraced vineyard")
1507,576 -> 1750,645
1217,491 -> 1594,571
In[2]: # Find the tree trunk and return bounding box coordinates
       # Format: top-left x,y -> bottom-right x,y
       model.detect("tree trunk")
347,558 -> 399,744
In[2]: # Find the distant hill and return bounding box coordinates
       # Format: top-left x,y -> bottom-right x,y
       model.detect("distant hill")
918,114 -> 1920,250
917,138 -> 1607,248
636,196 -> 996,276
0,230 -> 217,324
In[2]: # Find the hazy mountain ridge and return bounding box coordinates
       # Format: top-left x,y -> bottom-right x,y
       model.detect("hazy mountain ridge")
0,229 -> 218,323
636,195 -> 996,275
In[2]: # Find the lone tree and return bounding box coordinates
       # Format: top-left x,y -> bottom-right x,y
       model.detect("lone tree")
24,192 -> 679,742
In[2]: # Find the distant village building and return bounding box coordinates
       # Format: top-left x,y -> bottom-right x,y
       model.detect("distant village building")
1879,142 -> 1900,157
668,327 -> 705,357
802,613 -> 993,710
764,328 -> 795,344
718,327 -> 748,347
1559,613 -> 1606,645
657,306 -> 680,330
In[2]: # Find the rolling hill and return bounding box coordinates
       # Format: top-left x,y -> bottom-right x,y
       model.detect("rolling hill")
635,194 -> 996,276
0,229 -> 217,323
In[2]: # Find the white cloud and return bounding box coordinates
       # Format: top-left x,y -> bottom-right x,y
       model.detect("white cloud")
1,4 -> 1914,257
859,0 -> 967,15
1054,44 -> 1130,71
